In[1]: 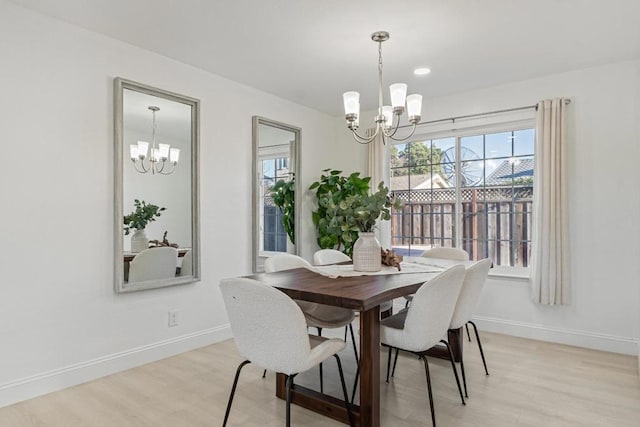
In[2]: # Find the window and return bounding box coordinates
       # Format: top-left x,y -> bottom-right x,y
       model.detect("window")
259,155 -> 290,253
390,128 -> 535,268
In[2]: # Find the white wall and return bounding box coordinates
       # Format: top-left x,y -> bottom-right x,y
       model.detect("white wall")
356,60 -> 640,355
0,1 -> 362,406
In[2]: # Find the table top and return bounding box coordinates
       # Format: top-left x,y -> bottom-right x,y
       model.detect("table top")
245,268 -> 436,311
244,257 -> 477,311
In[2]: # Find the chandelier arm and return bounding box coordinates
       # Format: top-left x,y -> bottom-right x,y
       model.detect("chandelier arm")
382,114 -> 403,138
133,159 -> 150,173
351,125 -> 378,144
158,163 -> 177,175
156,159 -> 166,174
386,123 -> 418,142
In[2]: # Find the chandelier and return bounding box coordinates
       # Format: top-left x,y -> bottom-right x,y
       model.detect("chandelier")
129,106 -> 180,175
343,31 -> 423,144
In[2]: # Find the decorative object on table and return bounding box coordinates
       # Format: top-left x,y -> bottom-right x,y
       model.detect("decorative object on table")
123,199 -> 166,253
270,173 -> 296,245
129,106 -> 181,175
381,248 -> 403,271
342,31 -> 422,145
149,231 -> 179,249
309,169 -> 400,271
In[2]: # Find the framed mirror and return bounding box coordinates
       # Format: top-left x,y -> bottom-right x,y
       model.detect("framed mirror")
252,117 -> 301,272
114,78 -> 200,293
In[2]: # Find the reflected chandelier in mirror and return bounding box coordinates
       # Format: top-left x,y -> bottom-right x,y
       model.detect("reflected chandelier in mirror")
114,78 -> 200,293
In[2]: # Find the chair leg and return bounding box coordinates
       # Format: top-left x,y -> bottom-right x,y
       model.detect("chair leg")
465,323 -> 471,342
334,355 -> 355,427
348,323 -> 359,368
385,345 -> 393,383
344,325 -> 348,341
262,369 -> 266,378
285,374 -> 297,427
469,321 -> 489,375
460,358 -> 468,398
420,356 -> 437,427
391,347 -> 400,377
317,327 -> 324,393
351,362 -> 359,404
440,340 -> 465,405
223,360 -> 251,427
405,299 -> 410,309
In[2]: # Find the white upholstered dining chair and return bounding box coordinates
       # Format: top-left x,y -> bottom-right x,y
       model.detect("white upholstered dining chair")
265,253 -> 358,394
179,250 -> 193,276
380,265 -> 467,427
312,249 -> 351,265
128,247 -> 178,282
220,278 -> 353,427
447,258 -> 492,397
390,259 -> 492,399
404,246 -> 470,308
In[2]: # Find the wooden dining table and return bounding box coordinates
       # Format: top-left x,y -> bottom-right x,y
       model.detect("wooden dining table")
244,259 -> 471,427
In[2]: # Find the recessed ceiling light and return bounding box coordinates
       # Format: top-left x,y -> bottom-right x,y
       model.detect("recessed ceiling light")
414,67 -> 431,76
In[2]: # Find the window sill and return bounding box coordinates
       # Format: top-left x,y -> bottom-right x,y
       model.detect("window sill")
488,266 -> 530,282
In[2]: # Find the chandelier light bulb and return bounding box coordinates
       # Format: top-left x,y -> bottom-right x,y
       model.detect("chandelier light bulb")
343,91 -> 360,116
137,141 -> 149,158
170,148 -> 180,164
158,143 -> 170,160
381,106 -> 393,128
389,83 -> 407,109
129,145 -> 138,160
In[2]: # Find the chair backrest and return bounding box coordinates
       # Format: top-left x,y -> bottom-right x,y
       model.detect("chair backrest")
179,250 -> 193,276
402,265 -> 466,352
264,253 -> 312,272
313,249 -> 351,266
421,247 -> 469,261
449,258 -> 492,329
128,247 -> 178,282
220,278 -> 313,374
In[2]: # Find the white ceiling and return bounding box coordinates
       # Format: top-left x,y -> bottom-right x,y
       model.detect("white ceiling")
11,0 -> 640,116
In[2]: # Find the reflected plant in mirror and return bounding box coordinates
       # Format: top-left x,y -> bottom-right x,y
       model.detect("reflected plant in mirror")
114,78 -> 200,293
252,117 -> 301,272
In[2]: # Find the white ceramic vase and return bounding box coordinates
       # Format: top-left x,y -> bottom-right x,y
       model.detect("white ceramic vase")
130,229 -> 149,253
353,232 -> 381,272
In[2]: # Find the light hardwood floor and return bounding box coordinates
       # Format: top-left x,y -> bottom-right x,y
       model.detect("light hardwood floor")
1,329 -> 638,426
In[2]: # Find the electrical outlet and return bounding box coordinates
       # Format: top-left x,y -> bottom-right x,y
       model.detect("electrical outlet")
168,310 -> 179,327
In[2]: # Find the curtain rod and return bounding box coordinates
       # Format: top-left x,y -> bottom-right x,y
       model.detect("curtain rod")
398,98 -> 571,129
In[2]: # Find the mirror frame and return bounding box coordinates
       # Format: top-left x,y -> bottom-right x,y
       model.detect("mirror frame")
252,116 -> 302,272
114,77 -> 200,293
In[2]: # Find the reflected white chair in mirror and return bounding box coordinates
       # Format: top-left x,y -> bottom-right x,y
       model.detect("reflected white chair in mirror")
265,253 -> 358,394
380,265 -> 467,427
220,278 -> 353,427
404,247 -> 470,308
312,249 -> 351,265
128,247 -> 178,282
421,247 -> 470,261
179,250 -> 193,277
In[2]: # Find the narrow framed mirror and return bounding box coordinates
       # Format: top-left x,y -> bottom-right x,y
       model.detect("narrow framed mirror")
114,78 -> 200,293
252,117 -> 301,272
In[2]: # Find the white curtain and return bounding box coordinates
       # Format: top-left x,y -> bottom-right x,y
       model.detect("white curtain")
530,98 -> 570,305
366,129 -> 391,249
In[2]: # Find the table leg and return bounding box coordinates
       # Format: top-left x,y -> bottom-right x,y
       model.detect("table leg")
359,306 -> 380,427
448,327 -> 463,362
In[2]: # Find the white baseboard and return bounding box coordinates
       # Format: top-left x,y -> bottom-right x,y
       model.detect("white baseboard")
472,315 -> 638,356
0,324 -> 232,408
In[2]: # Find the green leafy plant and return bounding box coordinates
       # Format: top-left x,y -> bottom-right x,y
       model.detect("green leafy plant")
271,173 -> 296,245
123,199 -> 166,235
309,169 -> 400,256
